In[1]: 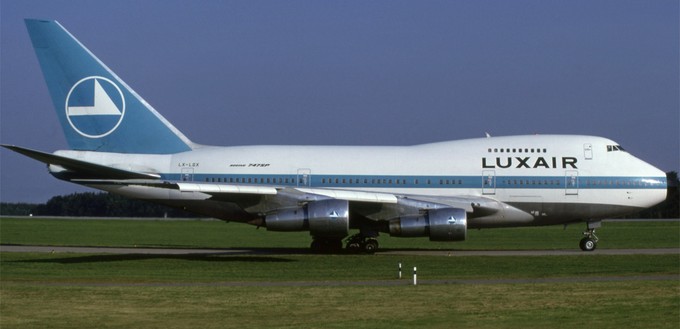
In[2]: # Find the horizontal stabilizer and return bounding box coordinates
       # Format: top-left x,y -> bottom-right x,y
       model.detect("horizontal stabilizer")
2,145 -> 160,180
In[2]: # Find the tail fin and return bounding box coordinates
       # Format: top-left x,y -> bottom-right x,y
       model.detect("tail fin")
25,19 -> 193,154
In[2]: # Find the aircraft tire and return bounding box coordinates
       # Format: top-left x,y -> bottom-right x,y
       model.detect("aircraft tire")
311,238 -> 343,253
363,239 -> 379,254
579,237 -> 597,251
346,242 -> 361,253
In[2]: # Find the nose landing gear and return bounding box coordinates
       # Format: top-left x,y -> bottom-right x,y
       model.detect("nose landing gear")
579,221 -> 601,251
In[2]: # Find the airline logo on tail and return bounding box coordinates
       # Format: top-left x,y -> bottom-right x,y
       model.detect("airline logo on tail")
65,76 -> 125,138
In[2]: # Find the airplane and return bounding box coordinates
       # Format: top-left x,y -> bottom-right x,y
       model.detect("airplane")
3,19 -> 668,253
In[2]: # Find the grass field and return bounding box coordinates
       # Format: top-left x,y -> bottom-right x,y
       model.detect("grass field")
1,217 -> 679,328
2,281 -> 677,329
1,217 -> 679,250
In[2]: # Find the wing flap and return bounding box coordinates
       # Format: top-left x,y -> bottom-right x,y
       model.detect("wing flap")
294,187 -> 398,203
176,182 -> 278,195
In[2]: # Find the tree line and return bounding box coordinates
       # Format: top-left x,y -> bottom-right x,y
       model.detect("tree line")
0,192 -> 198,218
1,172 -> 678,218
630,171 -> 678,219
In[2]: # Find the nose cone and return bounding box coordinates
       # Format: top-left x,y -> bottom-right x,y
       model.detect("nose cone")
639,163 -> 668,209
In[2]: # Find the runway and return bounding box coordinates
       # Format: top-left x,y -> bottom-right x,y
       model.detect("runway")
1,244 -> 678,256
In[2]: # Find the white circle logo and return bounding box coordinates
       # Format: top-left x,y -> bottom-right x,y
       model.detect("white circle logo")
64,76 -> 125,138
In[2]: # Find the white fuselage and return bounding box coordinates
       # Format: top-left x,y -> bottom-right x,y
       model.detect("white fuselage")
53,135 -> 667,227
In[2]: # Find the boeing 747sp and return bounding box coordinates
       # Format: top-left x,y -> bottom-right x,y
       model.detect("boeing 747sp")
4,19 -> 668,253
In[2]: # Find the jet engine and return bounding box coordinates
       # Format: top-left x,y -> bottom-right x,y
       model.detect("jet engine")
388,208 -> 467,241
265,199 -> 350,238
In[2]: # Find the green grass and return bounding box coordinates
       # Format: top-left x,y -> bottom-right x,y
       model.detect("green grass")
1,217 -> 678,250
2,282 -> 678,329
2,252 -> 677,283
1,218 -> 679,328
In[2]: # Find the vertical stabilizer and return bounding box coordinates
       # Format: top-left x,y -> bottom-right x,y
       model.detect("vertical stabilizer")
25,19 -> 193,154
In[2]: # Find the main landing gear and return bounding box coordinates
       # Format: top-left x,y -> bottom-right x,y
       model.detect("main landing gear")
345,234 -> 379,254
310,237 -> 343,253
309,235 -> 379,254
579,221 -> 601,252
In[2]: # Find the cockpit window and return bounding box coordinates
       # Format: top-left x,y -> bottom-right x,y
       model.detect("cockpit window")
607,145 -> 625,152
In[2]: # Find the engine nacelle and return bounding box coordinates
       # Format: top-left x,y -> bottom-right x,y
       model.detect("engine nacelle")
265,199 -> 350,238
389,208 -> 467,241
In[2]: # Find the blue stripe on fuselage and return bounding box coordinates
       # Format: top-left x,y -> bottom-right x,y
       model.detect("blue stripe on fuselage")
161,173 -> 667,190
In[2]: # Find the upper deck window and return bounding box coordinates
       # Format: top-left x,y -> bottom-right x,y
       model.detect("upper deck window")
607,145 -> 625,152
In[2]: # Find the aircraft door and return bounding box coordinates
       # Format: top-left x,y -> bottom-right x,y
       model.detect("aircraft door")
565,170 -> 578,195
181,168 -> 194,181
482,170 -> 496,195
297,168 -> 311,187
584,143 -> 593,160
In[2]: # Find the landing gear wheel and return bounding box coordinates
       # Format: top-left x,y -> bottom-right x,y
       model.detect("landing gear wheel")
363,239 -> 379,254
311,238 -> 343,253
346,241 -> 361,252
310,239 -> 323,252
580,222 -> 600,252
345,234 -> 380,254
579,237 -> 597,251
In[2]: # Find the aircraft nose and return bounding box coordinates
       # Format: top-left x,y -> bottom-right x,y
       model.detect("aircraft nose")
662,172 -> 676,199
647,165 -> 669,206
627,156 -> 668,209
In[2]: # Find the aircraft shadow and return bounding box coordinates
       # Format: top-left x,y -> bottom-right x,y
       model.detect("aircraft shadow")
13,253 -> 297,264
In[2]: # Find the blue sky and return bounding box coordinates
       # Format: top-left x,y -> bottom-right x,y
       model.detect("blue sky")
1,0 -> 678,202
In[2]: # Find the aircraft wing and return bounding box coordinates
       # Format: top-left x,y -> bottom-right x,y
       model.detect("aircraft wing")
3,144 -> 520,221
69,178 -> 510,220
169,182 -> 524,221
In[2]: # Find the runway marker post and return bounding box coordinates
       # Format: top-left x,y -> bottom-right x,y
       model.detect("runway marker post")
413,266 -> 417,285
